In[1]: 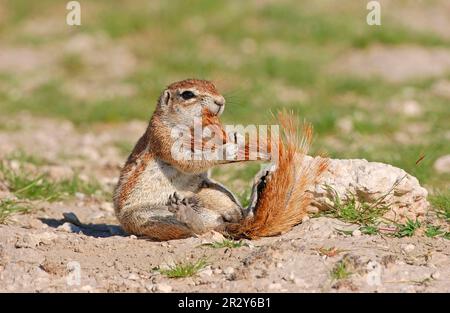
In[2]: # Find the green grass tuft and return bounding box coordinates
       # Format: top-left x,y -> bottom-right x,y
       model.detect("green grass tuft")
359,225 -> 379,235
156,258 -> 208,279
321,184 -> 390,234
202,239 -> 245,249
331,261 -> 352,281
0,199 -> 31,224
425,225 -> 445,238
0,162 -> 103,202
429,193 -> 450,222
394,219 -> 421,238
6,151 -> 48,166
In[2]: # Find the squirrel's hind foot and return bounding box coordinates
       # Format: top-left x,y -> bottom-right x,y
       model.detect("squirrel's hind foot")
167,192 -> 233,235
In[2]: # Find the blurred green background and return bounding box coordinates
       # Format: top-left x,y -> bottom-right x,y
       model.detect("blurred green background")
0,0 -> 448,201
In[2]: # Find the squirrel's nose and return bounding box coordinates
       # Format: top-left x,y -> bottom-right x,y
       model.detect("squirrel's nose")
214,97 -> 225,107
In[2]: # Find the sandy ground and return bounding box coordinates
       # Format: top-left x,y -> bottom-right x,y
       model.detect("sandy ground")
0,115 -> 448,293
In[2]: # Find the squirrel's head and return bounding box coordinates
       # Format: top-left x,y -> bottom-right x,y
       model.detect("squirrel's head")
155,79 -> 225,127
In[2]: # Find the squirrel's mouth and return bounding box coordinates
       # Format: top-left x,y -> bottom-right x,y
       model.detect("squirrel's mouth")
215,104 -> 224,116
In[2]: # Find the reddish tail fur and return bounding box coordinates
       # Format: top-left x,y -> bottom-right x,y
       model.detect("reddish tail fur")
225,111 -> 329,239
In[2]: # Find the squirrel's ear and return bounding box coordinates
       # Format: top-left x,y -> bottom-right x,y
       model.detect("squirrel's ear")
159,90 -> 171,107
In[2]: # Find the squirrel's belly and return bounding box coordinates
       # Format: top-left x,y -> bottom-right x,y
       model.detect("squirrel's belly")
123,159 -> 203,208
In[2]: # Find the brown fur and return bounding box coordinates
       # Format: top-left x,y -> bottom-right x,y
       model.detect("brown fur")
114,79 -> 327,241
113,130 -> 152,211
167,79 -> 221,96
114,79 -> 246,240
224,111 -> 329,239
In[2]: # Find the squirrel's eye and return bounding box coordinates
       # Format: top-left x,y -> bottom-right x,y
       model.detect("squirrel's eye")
180,90 -> 196,100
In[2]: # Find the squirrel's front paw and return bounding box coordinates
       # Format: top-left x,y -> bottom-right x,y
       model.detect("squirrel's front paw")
223,142 -> 239,160
221,131 -> 242,160
226,131 -> 244,143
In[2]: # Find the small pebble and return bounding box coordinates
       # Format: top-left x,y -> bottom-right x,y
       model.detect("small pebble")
294,278 -> 308,288
156,284 -> 172,293
224,267 -> 234,275
80,285 -> 93,292
127,273 -> 140,281
431,272 -> 440,280
199,269 -> 213,278
75,192 -> 85,200
402,244 -> 415,253
57,222 -> 81,233
352,229 -> 362,237
268,283 -> 282,290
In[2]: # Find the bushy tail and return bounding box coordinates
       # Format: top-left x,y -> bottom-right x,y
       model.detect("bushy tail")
225,111 -> 329,239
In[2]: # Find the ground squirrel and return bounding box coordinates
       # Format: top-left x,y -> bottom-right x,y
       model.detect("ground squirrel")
113,79 -> 328,241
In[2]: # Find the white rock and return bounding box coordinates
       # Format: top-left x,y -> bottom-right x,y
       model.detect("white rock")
301,157 -> 429,223
431,272 -> 440,280
80,285 -> 93,292
129,235 -> 137,240
434,155 -> 450,174
399,100 -> 422,117
352,229 -> 362,237
127,273 -> 139,281
75,192 -> 85,200
224,267 -> 235,275
155,283 -> 172,293
9,160 -> 20,171
293,278 -> 309,288
401,244 -> 415,253
337,117 -> 353,133
57,222 -> 81,233
199,269 -> 213,278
